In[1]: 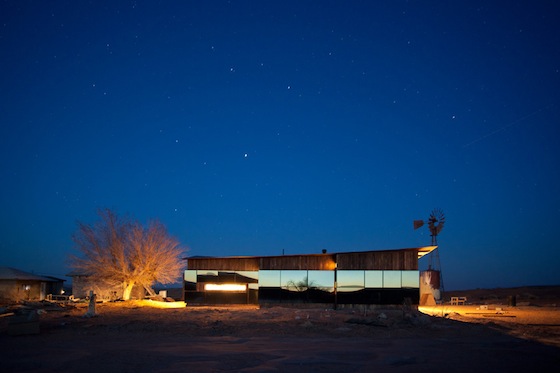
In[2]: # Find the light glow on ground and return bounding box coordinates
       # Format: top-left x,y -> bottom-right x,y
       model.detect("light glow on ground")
136,299 -> 187,309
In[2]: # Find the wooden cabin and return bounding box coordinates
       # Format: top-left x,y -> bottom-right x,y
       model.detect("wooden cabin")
0,267 -> 65,302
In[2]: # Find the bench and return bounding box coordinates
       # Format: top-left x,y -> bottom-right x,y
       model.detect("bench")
450,296 -> 467,305
46,294 -> 74,302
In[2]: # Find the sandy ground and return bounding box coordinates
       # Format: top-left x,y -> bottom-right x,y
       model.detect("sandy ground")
1,299 -> 559,373
420,304 -> 560,348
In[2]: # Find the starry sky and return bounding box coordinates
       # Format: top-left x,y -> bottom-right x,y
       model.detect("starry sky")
1,1 -> 559,290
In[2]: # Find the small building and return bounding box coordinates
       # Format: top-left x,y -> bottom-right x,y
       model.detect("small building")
184,246 -> 436,307
0,267 -> 65,302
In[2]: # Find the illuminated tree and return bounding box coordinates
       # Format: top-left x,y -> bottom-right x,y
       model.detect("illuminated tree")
69,209 -> 185,300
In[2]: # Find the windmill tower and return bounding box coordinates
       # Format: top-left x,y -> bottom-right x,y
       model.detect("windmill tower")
414,208 -> 445,302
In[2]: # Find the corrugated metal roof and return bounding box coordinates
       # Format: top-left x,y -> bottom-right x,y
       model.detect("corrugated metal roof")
0,267 -> 62,282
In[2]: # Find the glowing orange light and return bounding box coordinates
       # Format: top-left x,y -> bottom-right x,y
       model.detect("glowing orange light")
323,259 -> 337,270
136,300 -> 187,308
205,283 -> 246,292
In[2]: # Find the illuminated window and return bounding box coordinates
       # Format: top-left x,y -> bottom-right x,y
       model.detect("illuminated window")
204,284 -> 246,292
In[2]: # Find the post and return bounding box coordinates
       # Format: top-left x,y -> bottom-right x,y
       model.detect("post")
84,290 -> 97,318
333,268 -> 338,310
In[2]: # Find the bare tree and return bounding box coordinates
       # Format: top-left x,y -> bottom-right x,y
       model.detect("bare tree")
286,276 -> 318,292
70,209 -> 185,300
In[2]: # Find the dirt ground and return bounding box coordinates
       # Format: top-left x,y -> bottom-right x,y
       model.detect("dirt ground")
0,287 -> 560,373
1,289 -> 559,372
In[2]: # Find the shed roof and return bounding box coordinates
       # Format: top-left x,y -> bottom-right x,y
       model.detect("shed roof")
0,267 -> 64,282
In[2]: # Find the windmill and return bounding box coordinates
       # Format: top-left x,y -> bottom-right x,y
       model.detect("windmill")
414,208 -> 446,297
413,208 -> 445,245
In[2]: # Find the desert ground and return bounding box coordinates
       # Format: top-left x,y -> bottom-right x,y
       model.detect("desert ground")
1,286 -> 559,372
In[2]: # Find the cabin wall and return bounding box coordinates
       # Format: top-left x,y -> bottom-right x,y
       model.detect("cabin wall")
0,280 -> 45,301
336,250 -> 418,270
260,255 -> 336,270
186,251 -> 418,272
187,257 -> 259,271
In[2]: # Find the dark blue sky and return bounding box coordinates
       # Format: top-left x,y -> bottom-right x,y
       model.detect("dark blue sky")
1,1 -> 559,290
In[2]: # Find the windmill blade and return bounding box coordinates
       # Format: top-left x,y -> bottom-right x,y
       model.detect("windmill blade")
428,208 -> 445,235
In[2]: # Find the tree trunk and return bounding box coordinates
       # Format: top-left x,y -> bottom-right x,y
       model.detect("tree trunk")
122,282 -> 135,300
144,285 -> 156,297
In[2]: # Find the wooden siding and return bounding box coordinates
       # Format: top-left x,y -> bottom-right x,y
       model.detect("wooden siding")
186,248 -> 420,272
336,250 -> 418,270
260,254 -> 336,270
187,257 -> 260,271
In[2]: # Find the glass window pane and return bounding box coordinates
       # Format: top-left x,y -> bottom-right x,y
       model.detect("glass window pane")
364,271 -> 383,288
308,270 -> 334,292
402,271 -> 419,288
236,271 -> 258,282
198,270 -> 218,276
216,271 -> 236,282
337,271 -> 364,292
197,270 -> 218,283
184,270 -> 197,283
184,270 -> 197,291
259,270 -> 281,287
281,270 -> 308,291
383,271 -> 401,288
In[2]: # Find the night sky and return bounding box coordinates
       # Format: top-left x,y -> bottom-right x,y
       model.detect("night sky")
1,1 -> 559,290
